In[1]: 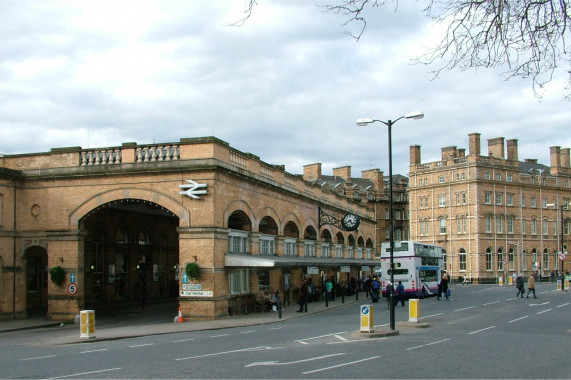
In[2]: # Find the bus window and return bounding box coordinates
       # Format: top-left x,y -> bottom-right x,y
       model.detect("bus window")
388,269 -> 409,276
420,270 -> 438,282
422,257 -> 440,266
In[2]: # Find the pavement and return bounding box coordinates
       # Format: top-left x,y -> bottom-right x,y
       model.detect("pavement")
0,293 -> 399,345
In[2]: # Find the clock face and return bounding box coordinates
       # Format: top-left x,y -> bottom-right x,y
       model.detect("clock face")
341,213 -> 360,231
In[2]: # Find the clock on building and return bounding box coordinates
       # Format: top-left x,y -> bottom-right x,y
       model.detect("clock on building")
341,213 -> 360,231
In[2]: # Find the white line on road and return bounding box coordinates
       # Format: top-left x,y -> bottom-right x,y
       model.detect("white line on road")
453,306 -> 476,312
173,338 -> 194,343
210,334 -> 229,338
175,346 -> 277,361
405,338 -> 450,351
240,330 -> 255,334
20,355 -> 56,361
557,303 -> 570,308
245,353 -> 345,367
468,326 -> 496,335
294,331 -> 346,344
529,302 -> 550,306
47,367 -> 121,379
483,301 -> 501,306
129,343 -> 155,348
334,334 -> 348,341
268,327 -> 283,330
508,316 -> 529,323
419,312 -> 444,320
536,309 -> 552,315
302,355 -> 380,375
80,349 -> 108,354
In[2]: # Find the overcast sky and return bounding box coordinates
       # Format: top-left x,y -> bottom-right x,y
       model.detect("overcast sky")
1,1 -> 569,177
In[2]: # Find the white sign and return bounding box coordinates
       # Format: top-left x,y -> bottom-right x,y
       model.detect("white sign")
559,253 -> 566,260
67,283 -> 78,295
182,284 -> 202,291
180,290 -> 213,297
307,266 -> 319,274
340,266 -> 350,273
179,179 -> 208,199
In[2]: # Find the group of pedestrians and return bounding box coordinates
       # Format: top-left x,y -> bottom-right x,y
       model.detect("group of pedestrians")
515,273 -> 537,298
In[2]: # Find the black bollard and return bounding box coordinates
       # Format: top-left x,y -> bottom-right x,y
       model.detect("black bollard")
278,298 -> 282,319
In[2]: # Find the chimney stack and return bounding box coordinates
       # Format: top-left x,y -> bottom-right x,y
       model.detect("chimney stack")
468,133 -> 481,156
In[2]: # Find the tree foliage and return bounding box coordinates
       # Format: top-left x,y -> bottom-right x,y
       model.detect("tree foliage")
238,0 -> 571,98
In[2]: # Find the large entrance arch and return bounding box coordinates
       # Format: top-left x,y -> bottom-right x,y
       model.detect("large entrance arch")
80,198 -> 180,309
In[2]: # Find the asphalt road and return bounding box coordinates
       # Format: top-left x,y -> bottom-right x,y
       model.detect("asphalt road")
1,284 -> 569,379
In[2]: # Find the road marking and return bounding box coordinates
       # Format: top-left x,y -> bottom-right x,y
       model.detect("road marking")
210,333 -> 229,338
240,330 -> 255,334
20,355 -> 56,361
334,334 -> 348,341
505,298 -> 518,301
302,355 -> 380,374
508,316 -> 529,323
453,306 -> 476,312
406,338 -> 450,351
483,301 -> 501,306
530,302 -> 550,306
419,312 -> 443,320
268,327 -> 283,330
557,303 -> 570,308
173,338 -> 194,343
468,326 -> 496,335
245,353 -> 345,367
175,346 -> 278,361
129,343 -> 154,348
536,309 -> 552,315
47,367 -> 121,379
294,331 -> 346,344
80,349 -> 108,354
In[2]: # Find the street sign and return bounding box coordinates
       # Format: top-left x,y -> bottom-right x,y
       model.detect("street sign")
67,282 -> 78,295
70,273 -> 76,284
559,253 -> 566,260
502,259 -> 508,265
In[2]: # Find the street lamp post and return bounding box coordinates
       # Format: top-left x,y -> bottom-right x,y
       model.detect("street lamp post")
356,111 -> 424,330
546,202 -> 570,291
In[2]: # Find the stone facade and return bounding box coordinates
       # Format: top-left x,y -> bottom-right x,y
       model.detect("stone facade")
409,133 -> 571,282
0,137 -> 377,321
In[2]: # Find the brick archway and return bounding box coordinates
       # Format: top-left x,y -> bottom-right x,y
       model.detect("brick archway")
69,187 -> 190,227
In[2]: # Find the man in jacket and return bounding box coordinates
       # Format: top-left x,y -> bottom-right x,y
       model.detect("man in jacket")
526,273 -> 537,298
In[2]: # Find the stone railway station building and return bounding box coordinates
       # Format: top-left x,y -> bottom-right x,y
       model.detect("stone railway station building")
0,137 -> 378,321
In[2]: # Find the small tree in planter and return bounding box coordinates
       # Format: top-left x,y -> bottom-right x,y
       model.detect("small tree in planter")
50,266 -> 66,286
185,262 -> 200,281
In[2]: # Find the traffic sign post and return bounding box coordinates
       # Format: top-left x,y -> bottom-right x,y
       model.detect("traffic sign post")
360,305 -> 374,333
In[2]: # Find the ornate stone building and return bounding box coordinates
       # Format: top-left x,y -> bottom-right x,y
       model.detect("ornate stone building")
0,137 -> 377,321
408,133 -> 571,283
303,163 -> 409,255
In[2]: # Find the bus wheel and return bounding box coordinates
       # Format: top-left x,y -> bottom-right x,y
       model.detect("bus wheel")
421,288 -> 427,298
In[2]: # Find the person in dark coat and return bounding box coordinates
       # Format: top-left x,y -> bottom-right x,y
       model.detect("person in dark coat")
516,275 -> 525,298
395,281 -> 405,306
439,273 -> 449,300
297,280 -> 309,312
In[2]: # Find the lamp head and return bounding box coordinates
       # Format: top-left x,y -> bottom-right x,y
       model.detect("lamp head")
405,111 -> 424,120
356,118 -> 374,126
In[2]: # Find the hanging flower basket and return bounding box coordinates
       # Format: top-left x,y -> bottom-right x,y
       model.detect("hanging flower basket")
185,262 -> 200,280
50,266 -> 66,286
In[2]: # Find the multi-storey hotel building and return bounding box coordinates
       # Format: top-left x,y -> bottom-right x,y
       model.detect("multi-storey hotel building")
408,133 -> 570,283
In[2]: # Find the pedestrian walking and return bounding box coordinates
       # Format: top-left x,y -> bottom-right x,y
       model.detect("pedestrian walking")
516,274 -> 525,298
370,276 -> 380,302
396,281 -> 405,306
325,277 -> 333,302
526,274 -> 537,299
385,281 -> 394,308
297,280 -> 308,312
439,273 -> 449,300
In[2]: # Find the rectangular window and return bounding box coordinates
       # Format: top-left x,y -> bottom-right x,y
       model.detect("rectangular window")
507,194 -> 514,206
456,193 -> 461,205
485,192 -> 492,204
521,196 -> 526,207
259,234 -> 275,255
508,217 -> 514,234
439,175 -> 445,183
507,174 -> 513,182
542,220 -> 548,236
486,216 -> 492,233
228,230 -> 249,253
347,246 -> 354,258
459,252 -> 466,271
304,241 -> 316,257
485,172 -> 491,180
544,251 -> 549,270
486,252 -> 492,271
438,195 -> 446,207
497,217 -> 503,233
321,243 -> 331,258
542,197 -> 548,208
439,218 -> 447,234
496,193 -> 503,205
522,220 -> 527,234
531,197 -> 537,208
285,238 -> 297,256
462,193 -> 466,205
228,269 -> 249,295
498,253 -> 503,271
531,219 -> 537,235
334,244 -> 343,258
496,173 -> 501,181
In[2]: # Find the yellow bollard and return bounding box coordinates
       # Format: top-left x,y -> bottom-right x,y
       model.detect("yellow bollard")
80,310 -> 96,340
409,299 -> 420,323
498,277 -> 504,286
360,304 -> 374,333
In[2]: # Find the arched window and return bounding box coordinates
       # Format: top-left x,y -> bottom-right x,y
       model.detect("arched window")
459,248 -> 466,271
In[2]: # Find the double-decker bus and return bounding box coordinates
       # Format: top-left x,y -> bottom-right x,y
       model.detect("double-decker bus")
379,241 -> 444,298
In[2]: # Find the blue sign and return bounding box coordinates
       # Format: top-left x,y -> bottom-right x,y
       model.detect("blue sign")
70,273 -> 76,284
182,273 -> 189,284
361,306 -> 369,315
